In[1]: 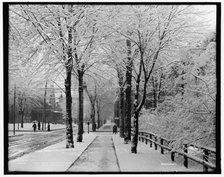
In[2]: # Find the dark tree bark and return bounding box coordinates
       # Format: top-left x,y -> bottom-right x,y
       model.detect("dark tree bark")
157,73 -> 164,103
21,109 -> 24,128
57,16 -> 74,148
18,95 -> 26,128
152,76 -> 158,108
117,67 -> 125,138
119,86 -> 125,138
124,39 -> 132,143
131,48 -> 159,153
85,85 -> 97,131
181,70 -> 185,101
77,67 -> 84,142
96,97 -> 101,129
57,10 -> 74,148
91,106 -> 96,131
97,109 -> 100,128
152,72 -> 164,108
65,25 -> 74,148
65,71 -> 74,148
131,71 -> 141,153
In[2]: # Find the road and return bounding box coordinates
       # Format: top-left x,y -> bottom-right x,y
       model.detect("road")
8,123 -> 107,161
8,129 -> 67,160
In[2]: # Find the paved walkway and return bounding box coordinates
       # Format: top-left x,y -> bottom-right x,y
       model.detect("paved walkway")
112,134 -> 201,172
67,136 -> 120,172
8,132 -> 202,173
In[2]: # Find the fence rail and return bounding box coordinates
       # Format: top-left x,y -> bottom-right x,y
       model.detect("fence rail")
131,129 -> 216,172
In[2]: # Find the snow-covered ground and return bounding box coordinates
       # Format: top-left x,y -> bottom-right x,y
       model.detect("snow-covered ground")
8,123 -> 67,131
8,133 -> 97,172
7,123 -> 91,136
113,135 -> 202,172
67,135 -> 119,172
7,122 -> 205,172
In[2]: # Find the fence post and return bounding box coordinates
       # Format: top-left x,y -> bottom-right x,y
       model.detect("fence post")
171,151 -> 175,161
149,134 -> 152,147
145,133 -> 148,145
184,144 -> 188,168
154,136 -> 157,150
160,138 -> 164,154
138,132 -> 141,141
203,149 -> 209,172
142,132 -> 144,142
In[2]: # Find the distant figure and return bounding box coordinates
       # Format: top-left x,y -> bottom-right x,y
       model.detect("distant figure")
32,122 -> 37,132
47,123 -> 50,131
113,124 -> 117,134
37,122 -> 41,130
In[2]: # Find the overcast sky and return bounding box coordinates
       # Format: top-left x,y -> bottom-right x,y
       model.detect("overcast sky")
195,5 -> 217,31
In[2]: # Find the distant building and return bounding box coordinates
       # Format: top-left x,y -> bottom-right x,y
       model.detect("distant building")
30,91 -> 64,124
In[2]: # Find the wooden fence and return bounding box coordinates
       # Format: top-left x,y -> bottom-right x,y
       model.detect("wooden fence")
132,130 -> 216,172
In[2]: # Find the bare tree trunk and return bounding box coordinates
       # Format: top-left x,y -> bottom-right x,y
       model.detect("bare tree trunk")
157,73 -> 164,105
131,79 -> 140,153
91,107 -> 96,131
65,72 -> 74,148
152,76 -> 157,108
96,97 -> 100,129
119,86 -> 125,138
97,110 -> 100,129
19,98 -> 25,128
65,25 -> 74,148
77,70 -> 84,142
131,109 -> 139,153
181,71 -> 185,102
85,86 -> 96,131
124,39 -> 132,142
57,14 -> 74,147
117,67 -> 125,138
21,110 -> 24,128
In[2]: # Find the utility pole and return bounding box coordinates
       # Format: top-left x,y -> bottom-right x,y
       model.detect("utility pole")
44,81 -> 47,131
17,96 -> 19,130
13,84 -> 16,135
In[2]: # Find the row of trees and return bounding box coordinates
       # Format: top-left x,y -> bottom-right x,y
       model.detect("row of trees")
8,4 -> 216,152
138,31 -> 216,149
101,5 -> 216,152
9,4 -> 118,147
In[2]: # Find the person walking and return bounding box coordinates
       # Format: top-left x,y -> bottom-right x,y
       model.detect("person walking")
32,122 -> 37,132
47,123 -> 50,131
37,122 -> 41,130
113,124 -> 117,134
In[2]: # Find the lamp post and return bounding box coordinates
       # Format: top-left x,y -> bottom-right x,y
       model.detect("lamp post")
87,121 -> 90,134
43,81 -> 47,131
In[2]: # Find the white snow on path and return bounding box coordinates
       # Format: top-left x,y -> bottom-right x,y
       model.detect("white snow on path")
8,133 -> 96,172
67,135 -> 119,172
8,131 -> 203,173
112,135 -> 202,172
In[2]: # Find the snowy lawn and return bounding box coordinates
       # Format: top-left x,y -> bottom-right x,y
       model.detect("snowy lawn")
8,123 -> 78,136
8,123 -> 69,131
8,133 -> 96,172
112,135 -> 202,172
